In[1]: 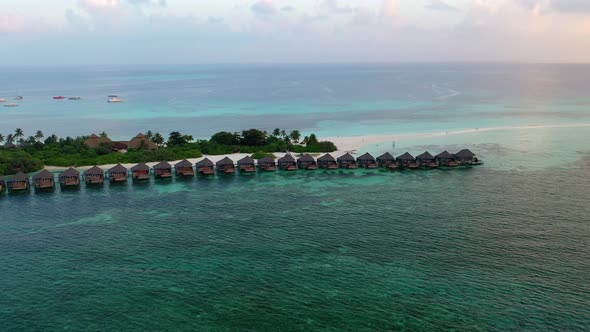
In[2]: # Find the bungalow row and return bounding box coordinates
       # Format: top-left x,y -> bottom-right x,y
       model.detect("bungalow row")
0,149 -> 479,193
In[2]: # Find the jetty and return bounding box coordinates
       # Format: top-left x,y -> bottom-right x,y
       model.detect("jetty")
0,149 -> 481,194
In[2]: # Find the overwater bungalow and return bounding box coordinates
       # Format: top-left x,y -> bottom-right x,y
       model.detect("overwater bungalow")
416,151 -> 438,168
59,167 -> 80,187
337,153 -> 358,169
278,154 -> 297,171
434,150 -> 456,167
131,163 -> 150,180
175,160 -> 194,177
238,156 -> 256,173
257,156 -> 276,171
396,152 -> 417,169
83,166 -> 105,184
33,169 -> 55,190
6,172 -> 29,192
455,149 -> 477,165
197,158 -> 215,175
108,164 -> 128,182
153,161 -> 172,179
216,157 -> 236,174
357,152 -> 377,169
297,154 -> 317,170
317,154 -> 337,169
377,152 -> 397,169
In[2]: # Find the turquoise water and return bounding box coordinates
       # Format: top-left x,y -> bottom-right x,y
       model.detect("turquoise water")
2,64 -> 590,139
1,126 -> 589,330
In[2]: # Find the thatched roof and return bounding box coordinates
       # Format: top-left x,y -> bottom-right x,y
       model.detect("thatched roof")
84,166 -> 104,175
197,158 -> 215,167
278,154 -> 296,163
297,154 -> 315,162
216,157 -> 234,167
377,152 -> 395,161
128,133 -> 157,150
175,160 -> 192,168
318,153 -> 336,162
153,161 -> 172,170
60,167 -> 80,178
3,142 -> 16,149
455,149 -> 475,159
84,134 -> 113,149
131,163 -> 150,171
108,164 -> 127,173
337,153 -> 355,162
416,151 -> 434,161
258,156 -> 275,164
8,171 -> 28,182
435,151 -> 453,159
238,156 -> 255,165
33,169 -> 54,180
357,152 -> 375,161
396,152 -> 415,161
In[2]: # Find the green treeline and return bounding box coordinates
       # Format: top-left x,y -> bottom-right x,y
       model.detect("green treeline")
0,128 -> 337,175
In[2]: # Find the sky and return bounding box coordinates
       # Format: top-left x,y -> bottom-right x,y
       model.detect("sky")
1,0 -> 590,64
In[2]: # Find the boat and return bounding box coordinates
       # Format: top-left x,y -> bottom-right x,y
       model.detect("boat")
53,96 -> 65,99
15,96 -> 23,100
108,95 -> 118,98
4,103 -> 18,107
108,97 -> 124,103
0,98 -> 6,103
68,96 -> 81,100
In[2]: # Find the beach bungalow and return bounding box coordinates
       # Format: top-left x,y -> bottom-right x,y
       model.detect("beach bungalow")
108,164 -> 128,182
455,149 -> 477,165
84,133 -> 113,149
59,167 -> 81,187
356,152 -> 377,169
128,133 -> 158,150
434,151 -> 456,167
396,152 -> 417,169
197,158 -> 216,175
416,151 -> 437,168
33,169 -> 55,190
278,154 -> 297,171
153,161 -> 172,179
6,172 -> 29,192
238,156 -> 256,173
257,156 -> 276,171
175,160 -> 194,177
297,154 -> 317,170
317,153 -> 338,169
337,153 -> 358,169
216,157 -> 236,174
131,163 -> 150,180
83,166 -> 105,184
377,152 -> 397,169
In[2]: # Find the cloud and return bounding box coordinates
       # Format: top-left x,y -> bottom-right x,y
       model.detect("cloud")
251,0 -> 277,17
426,0 -> 459,11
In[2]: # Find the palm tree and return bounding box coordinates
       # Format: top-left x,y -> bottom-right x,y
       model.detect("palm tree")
302,136 -> 309,145
6,134 -> 14,144
14,128 -> 24,144
0,133 -> 4,145
99,131 -> 108,138
289,130 -> 301,143
145,130 -> 153,139
272,128 -> 281,137
35,130 -> 44,142
26,136 -> 36,145
152,133 -> 164,146
280,129 -> 287,138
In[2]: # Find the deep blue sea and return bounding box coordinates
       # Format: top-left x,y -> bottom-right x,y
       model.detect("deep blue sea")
1,64 -> 589,330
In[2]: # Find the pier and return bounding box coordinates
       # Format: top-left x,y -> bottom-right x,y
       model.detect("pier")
0,149 -> 481,194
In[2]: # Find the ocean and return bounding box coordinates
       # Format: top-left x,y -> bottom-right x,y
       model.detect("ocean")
0,64 -> 589,330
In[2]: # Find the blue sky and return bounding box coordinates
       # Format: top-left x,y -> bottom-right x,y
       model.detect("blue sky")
2,0 -> 590,64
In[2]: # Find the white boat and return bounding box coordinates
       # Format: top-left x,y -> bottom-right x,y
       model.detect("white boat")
15,96 -> 23,100
69,96 -> 81,100
108,97 -> 124,103
0,98 -> 6,103
4,103 -> 18,107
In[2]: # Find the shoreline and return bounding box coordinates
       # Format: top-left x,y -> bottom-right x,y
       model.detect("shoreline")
44,122 -> 590,172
